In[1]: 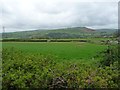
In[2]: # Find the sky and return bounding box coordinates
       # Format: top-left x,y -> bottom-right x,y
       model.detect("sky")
0,0 -> 119,32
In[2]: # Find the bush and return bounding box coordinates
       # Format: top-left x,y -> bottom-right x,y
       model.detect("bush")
2,48 -> 56,89
100,45 -> 119,66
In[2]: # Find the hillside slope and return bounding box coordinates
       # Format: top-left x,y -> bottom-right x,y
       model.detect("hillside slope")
2,27 -> 117,39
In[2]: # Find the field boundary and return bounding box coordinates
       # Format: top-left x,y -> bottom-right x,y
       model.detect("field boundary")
1,39 -> 89,42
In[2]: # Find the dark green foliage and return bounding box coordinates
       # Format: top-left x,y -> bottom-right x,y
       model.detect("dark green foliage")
46,32 -> 82,39
100,45 -> 119,66
2,39 -> 48,42
2,48 -> 119,89
2,38 -> 88,42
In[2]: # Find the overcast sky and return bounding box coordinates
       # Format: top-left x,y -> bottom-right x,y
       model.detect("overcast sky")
0,0 -> 119,32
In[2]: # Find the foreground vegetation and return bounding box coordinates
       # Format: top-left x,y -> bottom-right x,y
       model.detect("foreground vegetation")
2,43 -> 119,89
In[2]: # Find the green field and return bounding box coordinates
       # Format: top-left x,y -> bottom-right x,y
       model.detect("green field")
2,41 -> 119,88
2,42 -> 107,62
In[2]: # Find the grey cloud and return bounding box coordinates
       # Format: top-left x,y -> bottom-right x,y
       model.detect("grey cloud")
0,0 -> 118,32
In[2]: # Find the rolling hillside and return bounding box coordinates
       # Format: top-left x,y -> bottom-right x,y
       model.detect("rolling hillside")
2,27 -> 117,39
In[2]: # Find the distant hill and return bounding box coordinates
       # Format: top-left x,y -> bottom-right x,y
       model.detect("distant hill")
2,27 -> 117,39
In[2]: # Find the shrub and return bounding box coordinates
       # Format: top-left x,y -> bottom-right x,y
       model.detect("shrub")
100,45 -> 119,66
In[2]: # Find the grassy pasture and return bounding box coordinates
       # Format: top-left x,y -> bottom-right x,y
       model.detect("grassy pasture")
2,41 -> 119,88
2,42 -> 107,63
